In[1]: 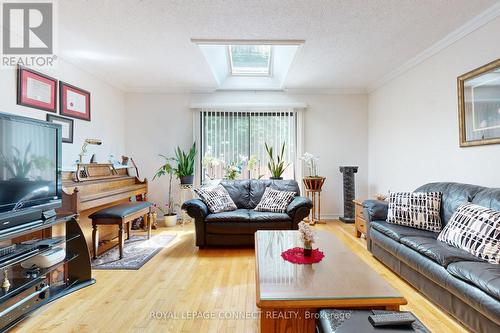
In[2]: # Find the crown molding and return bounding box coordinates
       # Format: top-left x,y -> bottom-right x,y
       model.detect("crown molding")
285,87 -> 367,95
368,2 -> 500,93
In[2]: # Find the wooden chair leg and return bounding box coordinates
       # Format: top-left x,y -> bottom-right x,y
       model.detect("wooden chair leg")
126,221 -> 131,240
146,213 -> 152,239
92,224 -> 99,260
118,224 -> 124,259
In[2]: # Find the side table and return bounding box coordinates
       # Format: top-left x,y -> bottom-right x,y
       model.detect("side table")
353,199 -> 367,238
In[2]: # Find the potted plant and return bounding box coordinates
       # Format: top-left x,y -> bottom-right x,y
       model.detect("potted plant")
173,143 -> 196,185
153,156 -> 177,227
224,162 -> 241,180
301,152 -> 325,191
265,142 -> 289,180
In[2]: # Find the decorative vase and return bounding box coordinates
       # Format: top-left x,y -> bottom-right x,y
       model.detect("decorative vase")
180,175 -> 194,185
303,177 -> 326,191
160,214 -> 177,227
270,176 -> 283,180
303,240 -> 313,257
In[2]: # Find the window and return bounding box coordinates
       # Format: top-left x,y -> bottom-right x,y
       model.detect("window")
229,45 -> 272,76
200,109 -> 297,182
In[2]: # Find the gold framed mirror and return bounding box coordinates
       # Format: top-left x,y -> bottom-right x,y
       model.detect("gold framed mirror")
458,58 -> 500,147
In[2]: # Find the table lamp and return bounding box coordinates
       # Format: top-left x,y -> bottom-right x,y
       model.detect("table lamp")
79,139 -> 102,163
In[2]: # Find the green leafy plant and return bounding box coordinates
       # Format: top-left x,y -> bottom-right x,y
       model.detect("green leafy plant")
0,143 -> 34,179
153,156 -> 176,215
265,142 -> 289,179
173,143 -> 196,178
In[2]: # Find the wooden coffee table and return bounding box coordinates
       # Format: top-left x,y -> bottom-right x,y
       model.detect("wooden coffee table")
255,230 -> 407,333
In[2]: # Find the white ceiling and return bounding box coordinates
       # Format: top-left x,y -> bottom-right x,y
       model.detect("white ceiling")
58,0 -> 499,93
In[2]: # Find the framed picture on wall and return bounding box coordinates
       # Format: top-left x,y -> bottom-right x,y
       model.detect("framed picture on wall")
46,114 -> 74,143
458,58 -> 500,147
60,81 -> 91,121
17,66 -> 57,112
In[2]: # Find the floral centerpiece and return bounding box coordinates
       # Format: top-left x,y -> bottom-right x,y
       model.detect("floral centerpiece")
298,221 -> 315,256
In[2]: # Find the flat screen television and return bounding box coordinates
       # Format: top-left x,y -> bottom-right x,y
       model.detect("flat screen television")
0,112 -> 62,232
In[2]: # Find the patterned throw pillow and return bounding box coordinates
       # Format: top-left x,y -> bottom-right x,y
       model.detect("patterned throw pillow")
438,203 -> 500,264
387,192 -> 442,232
255,187 -> 296,213
194,185 -> 237,214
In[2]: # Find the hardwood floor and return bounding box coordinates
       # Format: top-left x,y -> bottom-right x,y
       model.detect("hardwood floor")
13,221 -> 470,333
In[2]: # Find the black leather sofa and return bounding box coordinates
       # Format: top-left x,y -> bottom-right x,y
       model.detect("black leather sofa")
182,179 -> 312,247
363,182 -> 500,333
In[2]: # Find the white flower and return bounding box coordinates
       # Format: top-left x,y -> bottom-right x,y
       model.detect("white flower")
298,221 -> 315,243
300,152 -> 320,177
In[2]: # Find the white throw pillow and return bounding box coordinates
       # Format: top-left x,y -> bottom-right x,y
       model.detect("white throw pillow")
438,203 -> 500,264
194,184 -> 237,214
254,187 -> 296,213
387,192 -> 442,232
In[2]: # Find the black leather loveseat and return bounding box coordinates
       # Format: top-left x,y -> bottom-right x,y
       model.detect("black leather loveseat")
363,182 -> 500,333
182,179 -> 312,247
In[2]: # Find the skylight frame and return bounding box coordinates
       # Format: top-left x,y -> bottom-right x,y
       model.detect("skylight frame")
228,45 -> 273,77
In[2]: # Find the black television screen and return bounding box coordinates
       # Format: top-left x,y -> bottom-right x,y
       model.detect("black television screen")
0,112 -> 61,215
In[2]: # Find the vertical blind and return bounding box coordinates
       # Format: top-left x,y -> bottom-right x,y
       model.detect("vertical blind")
200,108 -> 297,182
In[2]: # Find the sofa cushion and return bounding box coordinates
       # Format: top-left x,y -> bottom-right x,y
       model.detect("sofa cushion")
248,210 -> 291,222
370,220 -> 438,242
414,182 -> 485,226
255,187 -> 296,213
400,236 -> 484,267
205,209 -> 250,222
438,203 -> 500,264
220,180 -> 252,209
387,192 -> 442,232
206,220 -> 292,234
472,188 -> 500,211
194,185 -> 237,213
249,180 -> 300,208
447,261 -> 500,300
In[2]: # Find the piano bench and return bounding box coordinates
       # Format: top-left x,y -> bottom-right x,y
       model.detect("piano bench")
89,202 -> 152,260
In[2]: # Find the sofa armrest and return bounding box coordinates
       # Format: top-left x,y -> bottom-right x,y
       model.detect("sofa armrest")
182,199 -> 209,247
182,199 -> 209,219
287,196 -> 313,216
362,199 -> 388,252
362,199 -> 388,223
287,196 -> 313,228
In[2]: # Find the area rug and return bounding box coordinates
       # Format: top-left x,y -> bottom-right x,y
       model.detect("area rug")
91,234 -> 176,270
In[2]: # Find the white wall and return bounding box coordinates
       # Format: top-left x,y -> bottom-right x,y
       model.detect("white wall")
125,91 -> 368,218
0,60 -> 126,169
368,17 -> 500,195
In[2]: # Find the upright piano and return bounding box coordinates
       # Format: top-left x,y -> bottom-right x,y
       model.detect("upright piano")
58,166 -> 148,257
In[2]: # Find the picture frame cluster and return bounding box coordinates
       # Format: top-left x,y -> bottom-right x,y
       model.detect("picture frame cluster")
16,66 -> 92,144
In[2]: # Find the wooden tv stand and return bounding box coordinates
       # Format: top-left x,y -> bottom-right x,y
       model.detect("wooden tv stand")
0,214 -> 94,331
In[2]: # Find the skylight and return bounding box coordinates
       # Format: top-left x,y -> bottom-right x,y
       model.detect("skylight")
229,45 -> 271,76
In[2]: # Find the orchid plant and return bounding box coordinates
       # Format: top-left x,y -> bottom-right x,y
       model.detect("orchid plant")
202,150 -> 221,180
301,152 -> 320,177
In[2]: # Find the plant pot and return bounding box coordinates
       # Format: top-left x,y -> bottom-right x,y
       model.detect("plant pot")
180,175 -> 194,185
303,177 -> 326,191
270,177 -> 283,180
159,214 -> 177,227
